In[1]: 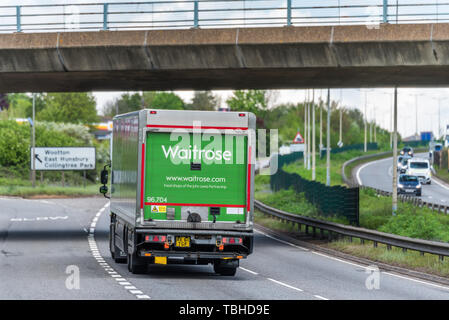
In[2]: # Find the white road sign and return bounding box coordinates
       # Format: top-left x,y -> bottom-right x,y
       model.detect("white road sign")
30,147 -> 96,171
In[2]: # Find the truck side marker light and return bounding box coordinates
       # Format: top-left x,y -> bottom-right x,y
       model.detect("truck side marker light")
237,256 -> 243,259
164,242 -> 170,249
219,245 -> 224,251
144,253 -> 152,257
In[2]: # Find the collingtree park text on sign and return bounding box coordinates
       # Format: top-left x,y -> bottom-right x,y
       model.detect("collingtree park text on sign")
30,147 -> 96,170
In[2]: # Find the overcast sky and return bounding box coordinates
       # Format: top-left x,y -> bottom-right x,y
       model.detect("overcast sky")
2,1 -> 449,138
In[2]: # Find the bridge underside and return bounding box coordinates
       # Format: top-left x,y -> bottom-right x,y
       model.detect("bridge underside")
1,24 -> 449,92
2,66 -> 449,92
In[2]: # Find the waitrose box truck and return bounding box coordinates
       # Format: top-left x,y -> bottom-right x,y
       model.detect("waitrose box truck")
100,109 -> 256,276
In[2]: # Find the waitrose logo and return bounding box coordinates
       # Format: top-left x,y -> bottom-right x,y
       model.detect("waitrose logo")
162,145 -> 232,161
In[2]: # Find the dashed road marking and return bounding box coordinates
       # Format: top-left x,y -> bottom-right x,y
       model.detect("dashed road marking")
240,267 -> 259,275
267,278 -> 304,292
255,229 -> 309,251
314,295 -> 329,300
87,202 -> 150,300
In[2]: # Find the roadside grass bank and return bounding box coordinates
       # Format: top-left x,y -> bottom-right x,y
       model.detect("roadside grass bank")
254,210 -> 449,278
434,164 -> 449,185
0,183 -> 99,198
255,148 -> 449,243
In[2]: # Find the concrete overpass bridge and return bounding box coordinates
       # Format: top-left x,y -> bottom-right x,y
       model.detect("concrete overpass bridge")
1,1 -> 449,92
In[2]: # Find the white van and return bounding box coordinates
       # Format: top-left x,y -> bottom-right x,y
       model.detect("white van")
406,158 -> 431,184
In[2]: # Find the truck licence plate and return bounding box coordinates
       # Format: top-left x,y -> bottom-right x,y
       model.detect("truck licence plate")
175,237 -> 190,248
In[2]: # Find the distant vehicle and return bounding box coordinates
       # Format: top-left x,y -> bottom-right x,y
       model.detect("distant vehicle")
400,146 -> 414,157
420,131 -> 433,142
398,156 -> 411,174
429,142 -> 443,159
406,158 -> 431,185
397,174 -> 422,196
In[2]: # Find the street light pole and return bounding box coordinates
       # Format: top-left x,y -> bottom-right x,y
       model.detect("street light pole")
304,90 -> 307,168
392,87 -> 398,216
307,89 -> 311,170
320,90 -> 323,151
364,91 -> 367,152
312,89 -> 316,181
32,93 -> 36,188
326,88 -> 331,186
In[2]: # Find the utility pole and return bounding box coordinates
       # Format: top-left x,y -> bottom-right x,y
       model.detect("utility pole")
307,89 -> 311,170
390,93 -> 393,149
374,107 -> 377,143
392,87 -> 398,216
312,89 -> 316,180
304,90 -> 307,168
364,91 -> 367,152
415,94 -> 418,138
326,88 -> 331,186
339,89 -> 343,146
320,90 -> 323,151
32,93 -> 36,188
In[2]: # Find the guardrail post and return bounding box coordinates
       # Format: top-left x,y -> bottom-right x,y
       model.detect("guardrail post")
373,241 -> 378,248
103,3 -> 109,30
16,6 -> 21,32
193,0 -> 199,28
383,0 -> 388,23
286,0 -> 292,26
439,255 -> 444,262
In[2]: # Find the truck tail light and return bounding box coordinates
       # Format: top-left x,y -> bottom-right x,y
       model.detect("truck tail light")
145,235 -> 167,242
222,237 -> 243,245
150,110 -> 157,114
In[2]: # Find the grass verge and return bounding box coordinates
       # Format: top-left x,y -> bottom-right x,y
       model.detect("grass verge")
255,210 -> 449,278
0,184 -> 99,198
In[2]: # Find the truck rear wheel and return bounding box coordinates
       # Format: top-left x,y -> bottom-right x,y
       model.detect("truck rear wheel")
213,260 -> 238,276
127,252 -> 147,274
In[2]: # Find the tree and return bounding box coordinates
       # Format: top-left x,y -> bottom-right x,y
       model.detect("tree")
102,92 -> 143,117
226,90 -> 269,127
38,92 -> 98,124
190,91 -> 219,111
148,92 -> 185,110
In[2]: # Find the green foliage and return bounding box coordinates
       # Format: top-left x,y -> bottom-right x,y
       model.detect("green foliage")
189,91 -> 219,110
0,120 -> 93,177
38,93 -> 98,124
150,92 -> 185,110
226,90 -> 269,127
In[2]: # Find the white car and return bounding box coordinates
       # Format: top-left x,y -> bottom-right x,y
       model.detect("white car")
406,158 -> 431,184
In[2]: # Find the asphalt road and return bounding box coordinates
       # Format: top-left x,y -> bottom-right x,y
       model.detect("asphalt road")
357,153 -> 449,206
1,196 -> 449,300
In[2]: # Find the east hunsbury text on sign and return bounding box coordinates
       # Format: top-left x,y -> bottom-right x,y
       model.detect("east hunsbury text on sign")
30,147 -> 96,170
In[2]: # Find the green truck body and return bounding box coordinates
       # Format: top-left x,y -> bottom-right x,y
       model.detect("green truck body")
108,109 -> 255,275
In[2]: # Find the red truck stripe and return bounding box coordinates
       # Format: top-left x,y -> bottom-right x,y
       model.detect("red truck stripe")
140,143 -> 145,209
146,124 -> 247,130
247,146 -> 252,212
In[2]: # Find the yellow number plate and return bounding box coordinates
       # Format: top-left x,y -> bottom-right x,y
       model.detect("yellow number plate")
154,256 -> 167,265
175,236 -> 190,248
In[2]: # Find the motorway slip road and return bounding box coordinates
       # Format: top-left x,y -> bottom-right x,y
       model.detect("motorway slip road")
357,153 -> 449,207
1,196 -> 449,300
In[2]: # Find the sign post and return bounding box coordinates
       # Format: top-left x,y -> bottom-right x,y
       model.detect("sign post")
30,147 -> 96,171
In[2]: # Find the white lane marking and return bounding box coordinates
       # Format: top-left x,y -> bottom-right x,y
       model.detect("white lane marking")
433,178 -> 449,191
382,272 -> 449,292
314,295 -> 329,300
356,157 -> 391,186
10,216 -> 68,222
388,166 -> 393,177
257,226 -> 449,292
87,202 -> 151,300
267,278 -> 303,292
255,229 -> 309,251
240,267 -> 259,275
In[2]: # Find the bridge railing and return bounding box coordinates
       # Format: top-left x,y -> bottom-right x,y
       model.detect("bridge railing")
2,1 -> 449,33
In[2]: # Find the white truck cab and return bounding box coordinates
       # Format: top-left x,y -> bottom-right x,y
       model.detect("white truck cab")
406,158 -> 431,184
